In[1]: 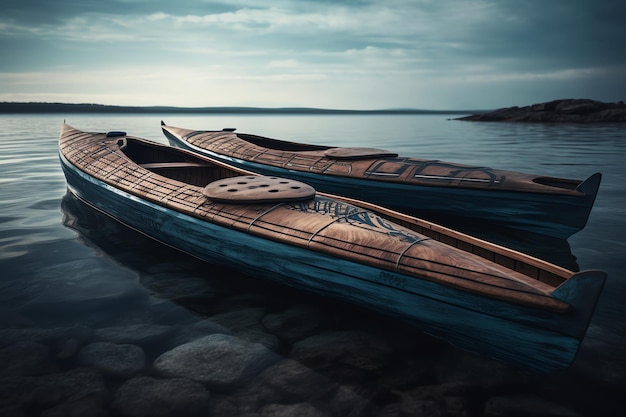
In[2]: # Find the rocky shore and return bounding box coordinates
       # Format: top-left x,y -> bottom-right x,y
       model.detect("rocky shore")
456,99 -> 626,123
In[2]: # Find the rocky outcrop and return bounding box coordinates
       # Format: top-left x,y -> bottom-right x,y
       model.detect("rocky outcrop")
457,99 -> 626,122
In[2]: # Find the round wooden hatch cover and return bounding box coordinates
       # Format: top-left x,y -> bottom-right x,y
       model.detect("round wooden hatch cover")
203,175 -> 316,203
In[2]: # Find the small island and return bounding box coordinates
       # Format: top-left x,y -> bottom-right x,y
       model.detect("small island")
456,98 -> 626,123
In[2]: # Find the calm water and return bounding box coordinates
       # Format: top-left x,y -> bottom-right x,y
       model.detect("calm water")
1,114 -> 625,415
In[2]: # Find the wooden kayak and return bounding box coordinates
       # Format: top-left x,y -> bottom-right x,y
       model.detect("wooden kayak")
161,122 -> 602,239
59,123 -> 606,372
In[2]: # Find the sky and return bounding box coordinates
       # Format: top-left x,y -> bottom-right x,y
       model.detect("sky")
1,0 -> 625,110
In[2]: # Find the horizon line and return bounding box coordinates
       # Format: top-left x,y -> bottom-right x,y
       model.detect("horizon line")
0,101 -> 483,114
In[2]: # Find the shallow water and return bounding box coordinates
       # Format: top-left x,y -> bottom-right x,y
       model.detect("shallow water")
1,114 -> 625,416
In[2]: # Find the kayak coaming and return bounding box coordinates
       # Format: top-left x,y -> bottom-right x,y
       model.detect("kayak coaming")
59,123 -> 606,372
161,123 -> 602,239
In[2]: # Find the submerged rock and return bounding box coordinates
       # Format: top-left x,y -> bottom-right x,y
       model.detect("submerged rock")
483,393 -> 581,417
380,382 -> 476,417
76,342 -> 145,378
0,325 -> 93,351
0,341 -> 53,376
290,330 -> 394,372
0,368 -> 107,414
153,334 -> 278,392
457,99 -> 626,122
261,304 -> 327,344
248,358 -> 337,403
38,393 -> 108,417
93,323 -> 176,346
260,402 -> 328,417
209,307 -> 266,333
112,376 -> 210,417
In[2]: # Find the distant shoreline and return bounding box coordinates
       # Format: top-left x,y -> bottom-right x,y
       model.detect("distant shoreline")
0,102 -> 478,115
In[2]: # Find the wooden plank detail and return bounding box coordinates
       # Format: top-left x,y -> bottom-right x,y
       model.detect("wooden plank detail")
324,147 -> 398,159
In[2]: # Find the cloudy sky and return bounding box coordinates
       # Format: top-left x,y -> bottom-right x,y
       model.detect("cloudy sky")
1,0 -> 625,110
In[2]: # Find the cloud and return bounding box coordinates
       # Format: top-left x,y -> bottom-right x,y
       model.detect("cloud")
1,0 -> 625,108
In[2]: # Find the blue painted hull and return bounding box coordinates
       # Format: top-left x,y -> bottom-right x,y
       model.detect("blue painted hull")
60,148 -> 603,373
162,127 -> 601,239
